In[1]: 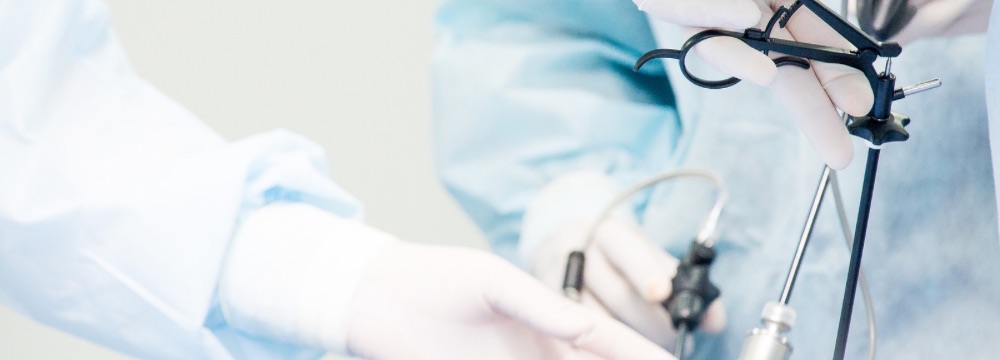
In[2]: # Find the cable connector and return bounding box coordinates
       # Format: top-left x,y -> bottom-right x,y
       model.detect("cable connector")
662,241 -> 720,330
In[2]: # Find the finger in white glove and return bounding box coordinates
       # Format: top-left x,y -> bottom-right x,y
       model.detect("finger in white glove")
595,219 -> 679,302
585,221 -> 726,342
645,0 -> 878,169
594,219 -> 726,333
346,242 -> 677,360
687,32 -> 779,86
523,172 -> 727,350
778,0 -> 873,168
584,246 -> 677,346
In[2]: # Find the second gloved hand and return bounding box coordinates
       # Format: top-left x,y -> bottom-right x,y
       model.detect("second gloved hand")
532,217 -> 726,349
521,172 -> 725,350
635,0 -> 875,170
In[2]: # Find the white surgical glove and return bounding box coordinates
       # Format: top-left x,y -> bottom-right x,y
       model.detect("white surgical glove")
891,0 -> 993,44
635,0 -> 875,170
521,173 -> 725,350
221,202 -> 674,360
346,242 -> 679,360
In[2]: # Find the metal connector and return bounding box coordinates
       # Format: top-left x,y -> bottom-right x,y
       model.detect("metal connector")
901,79 -> 942,97
738,302 -> 796,360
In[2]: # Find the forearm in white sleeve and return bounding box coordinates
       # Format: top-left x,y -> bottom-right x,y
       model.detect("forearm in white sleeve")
0,1 -> 379,358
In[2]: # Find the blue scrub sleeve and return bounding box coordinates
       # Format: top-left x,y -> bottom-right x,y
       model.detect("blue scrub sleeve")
0,1 -> 373,358
432,0 -> 686,264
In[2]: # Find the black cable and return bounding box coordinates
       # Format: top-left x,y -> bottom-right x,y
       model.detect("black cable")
833,148 -> 881,360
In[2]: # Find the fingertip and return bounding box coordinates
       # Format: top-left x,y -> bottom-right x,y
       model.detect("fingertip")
812,61 -> 874,117
830,82 -> 874,117
699,298 -> 727,333
695,37 -> 777,86
828,153 -> 853,170
822,135 -> 854,170
736,50 -> 778,86
772,65 -> 857,171
647,281 -> 671,302
745,63 -> 778,86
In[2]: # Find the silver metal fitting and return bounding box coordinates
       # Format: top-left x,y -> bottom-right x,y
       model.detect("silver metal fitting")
900,78 -> 942,97
738,302 -> 796,360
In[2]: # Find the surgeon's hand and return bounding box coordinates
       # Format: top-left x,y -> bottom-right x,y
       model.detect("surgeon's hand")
891,0 -> 992,44
531,217 -> 726,348
345,242 -> 678,360
521,172 -> 725,351
635,0 -> 874,169
223,202 -> 673,360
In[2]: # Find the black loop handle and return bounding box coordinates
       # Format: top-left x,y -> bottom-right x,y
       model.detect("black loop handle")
635,29 -> 812,90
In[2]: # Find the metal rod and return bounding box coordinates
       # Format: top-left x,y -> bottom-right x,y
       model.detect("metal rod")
901,79 -> 942,97
779,166 -> 832,305
675,323 -> 688,360
833,148 -> 881,360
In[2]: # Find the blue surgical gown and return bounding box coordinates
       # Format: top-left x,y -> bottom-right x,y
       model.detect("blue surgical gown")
0,1 -> 377,358
434,0 -> 1000,359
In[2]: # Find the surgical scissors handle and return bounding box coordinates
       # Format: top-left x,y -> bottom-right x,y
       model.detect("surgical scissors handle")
635,0 -> 901,98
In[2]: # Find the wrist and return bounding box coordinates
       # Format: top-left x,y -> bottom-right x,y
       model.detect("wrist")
218,202 -> 397,353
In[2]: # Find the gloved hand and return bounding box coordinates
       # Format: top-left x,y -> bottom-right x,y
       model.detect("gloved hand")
890,0 -> 992,44
221,202 -> 674,360
521,172 -> 725,350
634,0 -> 875,169
346,242 -> 679,360
531,217 -> 726,348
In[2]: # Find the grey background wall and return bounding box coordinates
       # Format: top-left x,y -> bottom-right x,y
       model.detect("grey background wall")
0,0 -> 487,358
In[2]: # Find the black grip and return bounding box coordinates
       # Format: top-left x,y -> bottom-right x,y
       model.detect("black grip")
662,242 -> 721,330
562,251 -> 586,298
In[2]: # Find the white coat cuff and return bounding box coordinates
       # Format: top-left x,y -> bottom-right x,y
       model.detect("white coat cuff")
219,202 -> 396,353
518,172 -> 635,270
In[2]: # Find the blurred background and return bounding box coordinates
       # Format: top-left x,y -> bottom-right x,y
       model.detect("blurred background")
0,0 -> 487,358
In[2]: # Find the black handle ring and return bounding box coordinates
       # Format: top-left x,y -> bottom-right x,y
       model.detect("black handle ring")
676,30 -> 743,89
635,29 -> 812,90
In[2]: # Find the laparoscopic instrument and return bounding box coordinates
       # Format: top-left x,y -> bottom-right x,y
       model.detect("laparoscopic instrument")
738,115 -> 880,360
631,0 -> 940,359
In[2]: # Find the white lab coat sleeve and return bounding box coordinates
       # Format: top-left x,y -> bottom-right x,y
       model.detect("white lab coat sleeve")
0,1 -> 376,358
432,0 -> 687,266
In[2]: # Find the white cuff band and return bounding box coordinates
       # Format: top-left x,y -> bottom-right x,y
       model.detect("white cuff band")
219,202 -> 396,353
